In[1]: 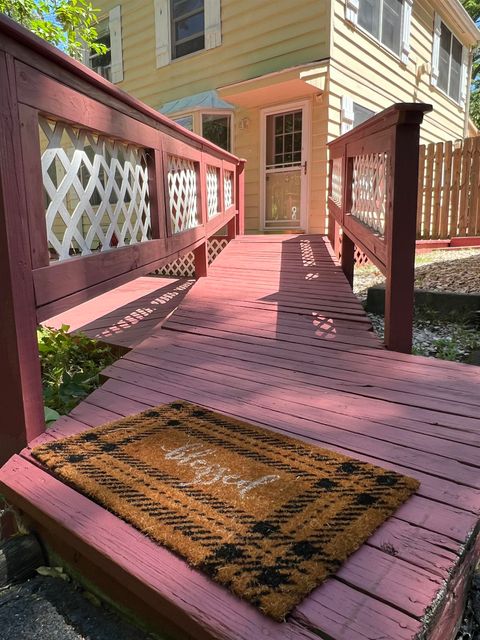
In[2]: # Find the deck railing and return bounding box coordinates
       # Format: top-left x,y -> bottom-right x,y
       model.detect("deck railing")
0,15 -> 244,463
328,103 -> 432,353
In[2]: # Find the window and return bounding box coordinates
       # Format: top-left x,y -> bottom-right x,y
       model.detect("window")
202,113 -> 231,151
358,0 -> 403,56
353,103 -> 375,127
437,22 -> 463,102
89,20 -> 111,80
171,0 -> 205,59
173,114 -> 194,131
85,6 -> 123,83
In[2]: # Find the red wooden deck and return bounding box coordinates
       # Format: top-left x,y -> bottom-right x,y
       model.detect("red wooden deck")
2,234 -> 480,640
43,276 -> 194,349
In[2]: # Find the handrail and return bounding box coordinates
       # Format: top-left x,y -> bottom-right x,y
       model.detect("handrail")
327,103 -> 432,353
0,15 -> 245,462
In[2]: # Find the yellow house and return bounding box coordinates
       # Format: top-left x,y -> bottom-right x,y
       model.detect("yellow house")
86,0 -> 479,234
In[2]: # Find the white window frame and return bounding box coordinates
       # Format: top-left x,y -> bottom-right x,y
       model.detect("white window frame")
154,0 -> 221,68
168,109 -> 234,152
431,14 -> 468,108
83,6 -> 123,84
345,0 -> 412,64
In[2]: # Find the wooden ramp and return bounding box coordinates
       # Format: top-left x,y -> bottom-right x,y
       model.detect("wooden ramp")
2,235 -> 480,640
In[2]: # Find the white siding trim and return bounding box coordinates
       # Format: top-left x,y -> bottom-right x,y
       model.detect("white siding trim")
205,0 -> 221,49
431,13 -> 441,86
345,0 -> 359,25
400,0 -> 413,64
109,5 -> 123,83
341,95 -> 354,134
460,46 -> 469,108
154,0 -> 171,68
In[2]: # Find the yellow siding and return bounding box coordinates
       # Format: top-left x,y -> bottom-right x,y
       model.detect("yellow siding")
329,0 -> 468,144
96,0 -> 330,107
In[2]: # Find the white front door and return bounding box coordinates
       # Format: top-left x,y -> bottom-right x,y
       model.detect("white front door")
261,102 -> 309,231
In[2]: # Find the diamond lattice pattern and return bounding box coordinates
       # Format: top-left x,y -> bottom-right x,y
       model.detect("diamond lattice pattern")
168,155 -> 199,233
330,157 -> 343,207
224,170 -> 234,209
351,153 -> 387,235
206,165 -> 220,219
39,117 -> 151,261
158,238 -> 229,277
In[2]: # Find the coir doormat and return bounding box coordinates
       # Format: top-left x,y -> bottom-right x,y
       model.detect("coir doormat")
33,401 -> 419,620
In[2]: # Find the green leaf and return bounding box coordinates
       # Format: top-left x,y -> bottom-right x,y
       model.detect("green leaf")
44,406 -> 61,425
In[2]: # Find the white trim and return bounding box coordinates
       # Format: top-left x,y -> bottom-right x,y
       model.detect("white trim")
401,0 -> 413,64
109,5 -> 123,83
431,12 -> 442,86
154,0 -> 170,68
341,95 -> 354,134
345,0 -> 359,25
460,45 -> 469,107
260,100 -> 311,232
205,0 -> 222,49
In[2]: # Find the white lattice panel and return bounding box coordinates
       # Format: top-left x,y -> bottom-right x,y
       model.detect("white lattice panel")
168,155 -> 199,233
206,165 -> 220,219
224,170 -> 234,209
351,153 -> 387,235
157,238 -> 229,277
40,117 -> 151,261
330,157 -> 343,207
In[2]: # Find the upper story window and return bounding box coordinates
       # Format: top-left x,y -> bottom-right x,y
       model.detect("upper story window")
84,6 -> 123,84
438,22 -> 462,102
171,0 -> 205,59
345,0 -> 413,63
155,0 -> 221,68
431,15 -> 468,106
358,0 -> 403,55
88,20 -> 112,80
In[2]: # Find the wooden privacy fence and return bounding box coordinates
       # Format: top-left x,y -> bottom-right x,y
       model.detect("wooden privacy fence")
0,15 -> 244,464
328,103 -> 432,353
418,136 -> 480,239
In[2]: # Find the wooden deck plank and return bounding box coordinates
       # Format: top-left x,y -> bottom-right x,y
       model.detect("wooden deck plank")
3,234 -> 480,640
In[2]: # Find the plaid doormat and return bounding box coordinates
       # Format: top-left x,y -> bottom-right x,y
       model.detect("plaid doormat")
33,401 -> 419,620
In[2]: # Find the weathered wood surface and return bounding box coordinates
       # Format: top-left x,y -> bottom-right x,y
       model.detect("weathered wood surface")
2,235 -> 480,640
0,534 -> 45,587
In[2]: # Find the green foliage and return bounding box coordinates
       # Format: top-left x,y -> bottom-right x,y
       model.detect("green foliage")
38,325 -> 116,420
0,0 -> 107,59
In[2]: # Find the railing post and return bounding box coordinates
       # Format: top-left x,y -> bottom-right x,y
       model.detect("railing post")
341,232 -> 355,287
0,52 -> 45,463
235,161 -> 245,235
193,242 -> 209,278
384,117 -> 423,353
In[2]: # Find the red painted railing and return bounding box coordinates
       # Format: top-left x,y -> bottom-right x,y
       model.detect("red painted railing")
328,103 -> 432,353
0,15 -> 245,463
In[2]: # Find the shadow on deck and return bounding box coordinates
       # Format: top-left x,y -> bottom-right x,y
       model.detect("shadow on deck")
2,234 -> 480,640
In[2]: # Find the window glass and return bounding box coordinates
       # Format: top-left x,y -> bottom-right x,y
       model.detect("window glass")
437,21 -> 463,103
358,0 -> 402,55
173,115 -> 194,131
353,103 -> 375,128
202,114 -> 231,152
382,0 -> 402,53
358,0 -> 381,39
171,0 -> 205,59
89,20 -> 111,80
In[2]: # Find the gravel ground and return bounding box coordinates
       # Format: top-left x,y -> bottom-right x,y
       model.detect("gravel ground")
0,575 -> 159,640
354,248 -> 480,300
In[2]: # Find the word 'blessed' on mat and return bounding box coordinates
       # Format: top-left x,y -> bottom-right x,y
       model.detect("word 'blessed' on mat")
32,401 -> 419,620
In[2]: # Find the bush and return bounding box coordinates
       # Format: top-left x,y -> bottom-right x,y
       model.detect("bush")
37,325 -> 117,423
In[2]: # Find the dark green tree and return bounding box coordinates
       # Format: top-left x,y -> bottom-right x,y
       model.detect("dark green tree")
462,0 -> 480,128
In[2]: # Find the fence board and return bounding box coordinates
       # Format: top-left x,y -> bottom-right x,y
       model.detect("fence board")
432,142 -> 444,238
439,141 -> 452,239
458,137 -> 473,236
422,143 -> 435,238
449,142 -> 462,237
417,145 -> 425,238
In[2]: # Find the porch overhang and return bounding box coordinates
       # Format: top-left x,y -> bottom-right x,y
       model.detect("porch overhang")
217,60 -> 329,108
